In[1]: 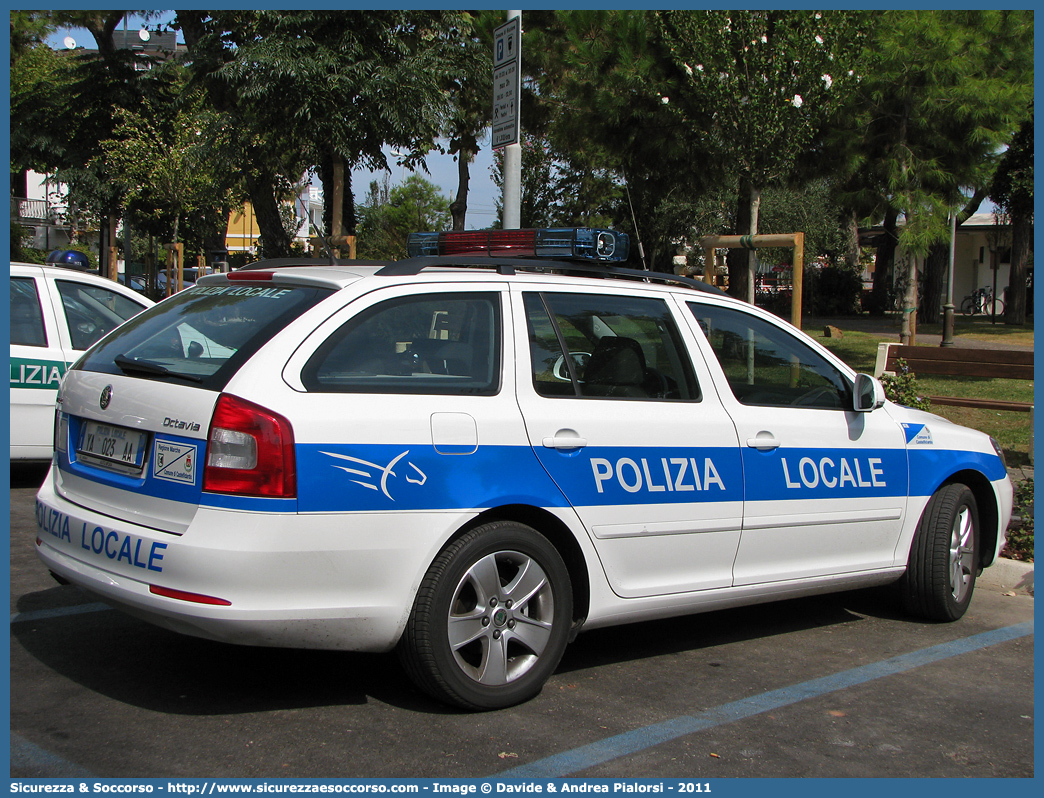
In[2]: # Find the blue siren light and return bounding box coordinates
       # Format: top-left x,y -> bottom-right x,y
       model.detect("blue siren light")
407,228 -> 629,262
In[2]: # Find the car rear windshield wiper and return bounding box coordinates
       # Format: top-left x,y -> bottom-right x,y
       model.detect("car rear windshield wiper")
114,354 -> 203,383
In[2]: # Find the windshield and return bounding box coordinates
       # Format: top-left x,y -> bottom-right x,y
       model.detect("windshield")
77,283 -> 334,391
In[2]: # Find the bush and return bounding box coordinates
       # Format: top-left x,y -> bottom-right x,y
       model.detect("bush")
1004,478 -> 1034,562
804,264 -> 863,316
880,358 -> 931,411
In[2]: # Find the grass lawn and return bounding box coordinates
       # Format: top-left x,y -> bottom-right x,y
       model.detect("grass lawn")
806,316 -> 1034,465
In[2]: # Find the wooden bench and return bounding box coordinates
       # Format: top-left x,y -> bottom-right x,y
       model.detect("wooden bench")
874,343 -> 1034,412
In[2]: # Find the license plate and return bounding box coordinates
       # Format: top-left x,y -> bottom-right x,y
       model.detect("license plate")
78,421 -> 148,469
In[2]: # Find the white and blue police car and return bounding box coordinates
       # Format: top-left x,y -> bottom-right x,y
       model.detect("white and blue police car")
35,227 -> 1013,710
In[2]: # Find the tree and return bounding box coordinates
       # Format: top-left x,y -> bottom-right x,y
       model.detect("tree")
53,12 -> 160,273
98,73 -> 237,260
10,35 -> 72,185
441,11 -> 497,231
357,175 -> 450,260
991,112 -> 1033,325
10,10 -> 157,270
522,10 -> 721,270
657,10 -> 867,300
178,11 -> 475,256
491,134 -> 560,229
838,10 -> 1033,324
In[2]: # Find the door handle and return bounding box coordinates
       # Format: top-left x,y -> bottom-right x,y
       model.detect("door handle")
542,430 -> 587,450
746,432 -> 780,450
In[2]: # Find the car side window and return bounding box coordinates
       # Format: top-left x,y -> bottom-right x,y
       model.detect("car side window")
687,302 -> 850,409
302,292 -> 501,395
55,280 -> 147,350
524,291 -> 699,401
10,277 -> 48,347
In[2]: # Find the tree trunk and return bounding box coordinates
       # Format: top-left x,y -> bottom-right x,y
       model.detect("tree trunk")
450,149 -> 473,232
746,184 -> 761,305
727,174 -> 754,301
330,153 -> 344,238
844,210 -> 860,272
1005,210 -> 1030,325
320,152 -> 356,239
870,207 -> 899,315
919,243 -> 947,324
900,254 -> 918,345
245,170 -> 291,258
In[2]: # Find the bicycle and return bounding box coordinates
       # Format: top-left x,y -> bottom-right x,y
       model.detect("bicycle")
960,285 -> 1005,316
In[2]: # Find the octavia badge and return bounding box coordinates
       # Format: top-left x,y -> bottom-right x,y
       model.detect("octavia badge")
99,385 -> 113,410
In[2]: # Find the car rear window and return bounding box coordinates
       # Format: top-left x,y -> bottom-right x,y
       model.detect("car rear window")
76,282 -> 334,391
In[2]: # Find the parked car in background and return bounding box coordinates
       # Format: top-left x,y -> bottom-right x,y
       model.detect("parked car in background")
10,261 -> 153,460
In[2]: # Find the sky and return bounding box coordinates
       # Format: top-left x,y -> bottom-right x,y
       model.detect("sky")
45,12 -> 503,231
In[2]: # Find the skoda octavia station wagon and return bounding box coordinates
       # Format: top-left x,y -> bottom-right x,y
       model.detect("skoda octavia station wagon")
35,228 -> 1013,709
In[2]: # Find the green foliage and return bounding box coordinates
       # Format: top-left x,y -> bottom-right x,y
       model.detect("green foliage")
841,10 -> 1033,255
658,10 -> 866,189
1005,478 -> 1034,562
990,110 -> 1033,219
177,10 -> 478,256
357,175 -> 450,260
879,358 -> 932,411
9,41 -> 74,174
99,71 -> 237,249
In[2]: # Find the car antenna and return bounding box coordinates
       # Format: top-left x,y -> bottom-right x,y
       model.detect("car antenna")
622,171 -> 648,271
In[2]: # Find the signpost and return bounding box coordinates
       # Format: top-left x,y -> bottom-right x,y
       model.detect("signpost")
492,17 -> 521,149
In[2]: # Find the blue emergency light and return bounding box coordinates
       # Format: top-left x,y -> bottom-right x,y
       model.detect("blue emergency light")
407,228 -> 629,263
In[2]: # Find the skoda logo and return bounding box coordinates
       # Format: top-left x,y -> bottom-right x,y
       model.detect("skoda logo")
99,385 -> 113,410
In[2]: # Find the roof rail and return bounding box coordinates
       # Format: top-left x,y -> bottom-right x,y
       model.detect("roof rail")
236,257 -> 393,271
376,256 -> 727,294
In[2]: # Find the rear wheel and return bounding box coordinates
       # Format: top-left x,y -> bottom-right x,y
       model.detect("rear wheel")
900,483 -> 979,621
398,520 -> 573,710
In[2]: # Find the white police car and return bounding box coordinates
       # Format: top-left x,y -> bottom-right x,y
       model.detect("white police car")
11,261 -> 153,460
34,228 -> 1013,710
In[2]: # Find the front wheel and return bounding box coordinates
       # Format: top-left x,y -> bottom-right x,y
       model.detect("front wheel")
960,297 -> 976,316
899,483 -> 979,621
398,520 -> 573,710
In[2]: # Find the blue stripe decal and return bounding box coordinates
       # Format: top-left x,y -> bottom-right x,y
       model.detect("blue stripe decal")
497,622 -> 1033,778
295,444 -> 570,512
908,448 -> 1007,492
58,432 -> 1005,514
740,447 -> 907,501
536,446 -> 743,505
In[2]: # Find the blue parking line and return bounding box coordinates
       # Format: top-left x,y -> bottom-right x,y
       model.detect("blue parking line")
10,732 -> 94,777
497,622 -> 1034,778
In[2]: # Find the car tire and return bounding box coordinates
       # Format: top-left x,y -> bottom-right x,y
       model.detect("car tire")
398,520 -> 573,710
899,482 -> 979,622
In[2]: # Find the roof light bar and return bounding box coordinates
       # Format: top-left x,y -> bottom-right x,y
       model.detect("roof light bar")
407,228 -> 629,263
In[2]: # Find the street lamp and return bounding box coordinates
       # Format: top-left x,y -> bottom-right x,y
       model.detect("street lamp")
941,212 -> 956,346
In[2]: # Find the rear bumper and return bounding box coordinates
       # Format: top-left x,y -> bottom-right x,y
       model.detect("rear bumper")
34,476 -> 459,653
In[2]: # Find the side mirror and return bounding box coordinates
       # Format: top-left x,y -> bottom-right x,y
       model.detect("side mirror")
854,373 -> 886,412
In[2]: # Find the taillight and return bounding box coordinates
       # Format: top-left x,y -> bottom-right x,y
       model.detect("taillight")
203,394 -> 296,497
